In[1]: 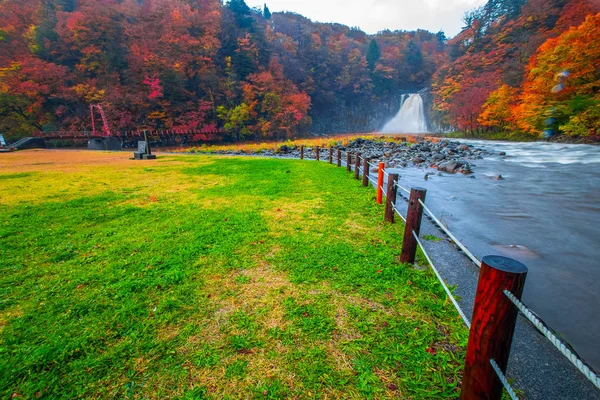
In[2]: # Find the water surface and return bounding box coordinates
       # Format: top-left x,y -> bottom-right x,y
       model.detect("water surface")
398,140 -> 600,368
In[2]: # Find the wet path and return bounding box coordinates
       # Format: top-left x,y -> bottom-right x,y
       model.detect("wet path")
385,140 -> 600,371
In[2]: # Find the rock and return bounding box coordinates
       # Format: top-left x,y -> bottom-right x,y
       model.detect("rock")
431,153 -> 445,161
279,145 -> 290,153
499,151 -> 506,156
495,174 -> 504,180
459,163 -> 473,174
437,160 -> 463,173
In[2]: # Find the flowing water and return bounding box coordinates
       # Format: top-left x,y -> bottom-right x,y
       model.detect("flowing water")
398,141 -> 600,369
382,94 -> 428,133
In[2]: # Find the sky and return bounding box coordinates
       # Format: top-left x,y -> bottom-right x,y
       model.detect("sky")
245,0 -> 487,37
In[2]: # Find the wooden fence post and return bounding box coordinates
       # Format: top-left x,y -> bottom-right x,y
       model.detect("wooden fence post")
376,162 -> 385,204
300,145 -> 304,160
329,147 -> 333,164
460,256 -> 528,400
399,187 -> 427,263
316,146 -> 320,161
362,158 -> 370,187
337,149 -> 342,167
354,153 -> 361,179
346,152 -> 352,172
384,173 -> 399,223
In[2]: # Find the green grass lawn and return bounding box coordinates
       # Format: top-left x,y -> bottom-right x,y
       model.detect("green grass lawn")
0,151 -> 468,399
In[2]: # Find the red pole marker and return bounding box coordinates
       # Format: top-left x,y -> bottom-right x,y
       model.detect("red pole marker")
377,162 -> 385,204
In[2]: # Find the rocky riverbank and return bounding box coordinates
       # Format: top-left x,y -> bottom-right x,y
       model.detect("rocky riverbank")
193,137 -> 498,176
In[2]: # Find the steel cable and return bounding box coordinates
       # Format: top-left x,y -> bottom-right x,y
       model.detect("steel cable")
413,231 -> 471,329
395,183 -> 410,194
418,199 -> 481,268
390,202 -> 406,222
503,290 -> 600,390
490,359 -> 519,400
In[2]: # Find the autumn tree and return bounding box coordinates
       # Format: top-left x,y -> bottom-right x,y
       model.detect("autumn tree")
478,84 -> 518,130
517,13 -> 600,136
0,0 -> 450,138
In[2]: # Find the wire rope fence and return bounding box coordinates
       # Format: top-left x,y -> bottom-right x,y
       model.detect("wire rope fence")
298,148 -> 600,399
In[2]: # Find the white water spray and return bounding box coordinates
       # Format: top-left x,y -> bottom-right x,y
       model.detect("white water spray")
381,93 -> 428,134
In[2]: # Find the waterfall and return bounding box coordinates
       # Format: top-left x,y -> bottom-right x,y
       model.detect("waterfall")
381,93 -> 428,134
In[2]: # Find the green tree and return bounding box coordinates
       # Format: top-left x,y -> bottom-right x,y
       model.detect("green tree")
263,3 -> 271,19
402,40 -> 423,85
227,0 -> 252,28
366,39 -> 380,70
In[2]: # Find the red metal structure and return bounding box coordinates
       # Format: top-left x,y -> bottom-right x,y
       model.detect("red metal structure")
90,104 -> 112,136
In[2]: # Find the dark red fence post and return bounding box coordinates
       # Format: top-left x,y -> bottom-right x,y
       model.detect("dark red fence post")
300,145 -> 304,160
384,173 -> 399,223
460,256 -> 528,400
346,152 -> 352,172
329,147 -> 333,164
354,153 -> 361,179
399,187 -> 427,263
362,158 -> 370,187
337,149 -> 342,167
316,146 -> 320,161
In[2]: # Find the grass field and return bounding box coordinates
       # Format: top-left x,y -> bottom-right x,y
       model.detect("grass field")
0,150 -> 467,399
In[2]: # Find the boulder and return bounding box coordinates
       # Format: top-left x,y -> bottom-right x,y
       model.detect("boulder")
437,160 -> 463,173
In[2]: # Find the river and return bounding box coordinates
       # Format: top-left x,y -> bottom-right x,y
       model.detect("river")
397,140 -> 600,369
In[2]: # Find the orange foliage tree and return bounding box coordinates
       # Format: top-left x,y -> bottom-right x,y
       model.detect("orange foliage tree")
516,13 -> 600,136
478,84 -> 518,131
